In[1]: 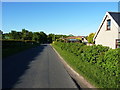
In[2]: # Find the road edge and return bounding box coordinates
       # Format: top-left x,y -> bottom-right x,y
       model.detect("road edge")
50,44 -> 96,89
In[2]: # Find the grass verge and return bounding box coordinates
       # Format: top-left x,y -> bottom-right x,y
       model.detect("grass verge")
52,44 -> 99,88
52,43 -> 120,88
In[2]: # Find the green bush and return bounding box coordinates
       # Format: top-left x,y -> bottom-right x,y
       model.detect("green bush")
2,40 -> 37,49
53,41 -> 119,88
2,40 -> 39,58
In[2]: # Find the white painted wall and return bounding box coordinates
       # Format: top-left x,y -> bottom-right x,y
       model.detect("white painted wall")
118,27 -> 120,39
95,15 -> 119,49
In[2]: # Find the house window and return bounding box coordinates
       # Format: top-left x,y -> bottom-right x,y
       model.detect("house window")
106,19 -> 111,30
116,39 -> 120,48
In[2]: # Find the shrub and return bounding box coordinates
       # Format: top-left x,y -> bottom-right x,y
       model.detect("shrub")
53,42 -> 119,88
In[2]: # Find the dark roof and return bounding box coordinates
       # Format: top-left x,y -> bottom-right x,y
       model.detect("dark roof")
108,12 -> 120,26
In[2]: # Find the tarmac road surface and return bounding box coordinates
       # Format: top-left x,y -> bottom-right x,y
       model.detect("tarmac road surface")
3,44 -> 78,89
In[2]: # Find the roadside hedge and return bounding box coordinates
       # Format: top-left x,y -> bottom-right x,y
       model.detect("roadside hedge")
53,42 -> 120,88
2,40 -> 37,49
2,40 -> 40,58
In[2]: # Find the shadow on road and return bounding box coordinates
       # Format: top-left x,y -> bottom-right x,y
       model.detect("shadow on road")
2,45 -> 47,89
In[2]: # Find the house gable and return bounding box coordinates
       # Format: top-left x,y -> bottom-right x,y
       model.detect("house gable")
94,12 -> 119,41
93,12 -> 120,49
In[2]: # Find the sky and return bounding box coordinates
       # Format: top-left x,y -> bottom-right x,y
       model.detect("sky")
2,2 -> 118,36
1,0 -> 120,2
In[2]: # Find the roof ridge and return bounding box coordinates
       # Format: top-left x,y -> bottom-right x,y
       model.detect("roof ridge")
108,11 -> 120,13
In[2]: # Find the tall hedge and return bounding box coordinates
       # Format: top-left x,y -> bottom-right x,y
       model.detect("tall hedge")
53,42 -> 120,88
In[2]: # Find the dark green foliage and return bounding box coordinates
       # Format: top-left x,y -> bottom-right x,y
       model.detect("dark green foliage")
2,29 -> 48,44
39,32 -> 47,43
2,40 -> 39,58
87,33 -> 95,44
53,42 -> 119,88
32,32 -> 47,43
22,29 -> 29,40
2,30 -> 68,44
2,40 -> 36,48
47,33 -> 68,43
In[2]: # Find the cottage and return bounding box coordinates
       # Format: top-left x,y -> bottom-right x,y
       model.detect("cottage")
93,12 -> 120,49
65,36 -> 88,43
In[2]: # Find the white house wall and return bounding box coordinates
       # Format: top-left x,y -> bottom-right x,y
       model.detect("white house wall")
95,15 -> 118,49
118,27 -> 120,38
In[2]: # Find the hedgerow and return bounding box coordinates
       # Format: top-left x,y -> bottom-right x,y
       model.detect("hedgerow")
2,40 -> 37,49
53,41 -> 120,88
2,40 -> 39,58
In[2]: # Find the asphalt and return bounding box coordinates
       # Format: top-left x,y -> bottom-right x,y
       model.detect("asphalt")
2,44 -> 78,89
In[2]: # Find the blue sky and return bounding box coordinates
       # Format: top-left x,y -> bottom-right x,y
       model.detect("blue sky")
2,2 -> 118,36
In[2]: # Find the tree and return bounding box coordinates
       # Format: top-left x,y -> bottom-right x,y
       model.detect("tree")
2,30 -> 22,40
17,32 -> 22,39
28,32 -> 33,40
0,30 -> 3,34
68,34 -> 74,37
32,31 -> 47,43
87,33 -> 95,44
22,29 -> 29,40
10,31 -> 16,39
55,34 -> 67,39
2,33 -> 10,39
0,30 -> 3,39
39,31 -> 47,43
9,30 -> 21,39
48,33 -> 55,42
47,34 -> 54,43
33,32 -> 40,43
47,34 -> 68,43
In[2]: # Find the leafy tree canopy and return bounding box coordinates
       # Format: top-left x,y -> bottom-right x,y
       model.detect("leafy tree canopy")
87,33 -> 95,44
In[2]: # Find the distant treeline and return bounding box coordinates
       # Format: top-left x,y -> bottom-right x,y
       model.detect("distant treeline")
1,29 -> 68,43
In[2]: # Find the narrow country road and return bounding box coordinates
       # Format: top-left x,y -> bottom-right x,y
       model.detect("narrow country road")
3,44 -> 78,89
